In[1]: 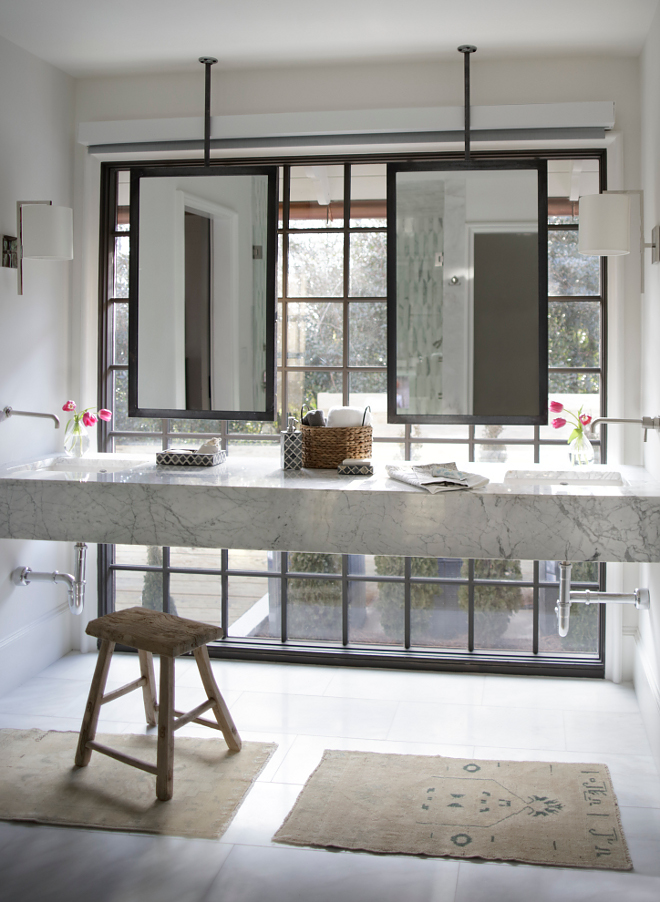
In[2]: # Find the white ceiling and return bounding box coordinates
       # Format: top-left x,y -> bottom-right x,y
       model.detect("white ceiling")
0,0 -> 657,78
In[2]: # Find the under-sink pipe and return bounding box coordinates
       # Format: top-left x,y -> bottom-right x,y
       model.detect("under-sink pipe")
11,542 -> 87,615
556,561 -> 650,638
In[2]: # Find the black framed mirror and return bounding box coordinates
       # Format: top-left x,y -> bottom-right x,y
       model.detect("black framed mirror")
128,164 -> 278,420
387,159 -> 548,424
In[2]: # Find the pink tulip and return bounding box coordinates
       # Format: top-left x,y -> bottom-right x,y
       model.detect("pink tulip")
62,400 -> 76,411
579,414 -> 592,426
98,409 -> 112,421
552,417 -> 566,429
549,400 -> 564,413
82,411 -> 97,427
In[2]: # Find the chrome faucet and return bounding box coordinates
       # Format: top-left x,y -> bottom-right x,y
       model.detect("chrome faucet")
589,415 -> 660,442
2,406 -> 60,429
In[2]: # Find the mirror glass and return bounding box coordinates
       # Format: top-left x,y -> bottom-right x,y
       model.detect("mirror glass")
129,165 -> 277,420
387,161 -> 547,424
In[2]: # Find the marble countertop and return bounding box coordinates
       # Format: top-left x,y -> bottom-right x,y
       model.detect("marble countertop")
1,453 -> 659,562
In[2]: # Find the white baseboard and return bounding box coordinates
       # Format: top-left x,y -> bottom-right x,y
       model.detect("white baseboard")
0,602 -> 72,698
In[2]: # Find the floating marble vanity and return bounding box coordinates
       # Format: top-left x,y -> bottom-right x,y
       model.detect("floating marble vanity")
1,454 -> 660,564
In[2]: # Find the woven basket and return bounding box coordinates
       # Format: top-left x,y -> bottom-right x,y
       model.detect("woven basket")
301,425 -> 372,469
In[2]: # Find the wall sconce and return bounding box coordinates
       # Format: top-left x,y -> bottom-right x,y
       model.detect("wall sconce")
2,201 -> 73,295
578,190 -> 659,292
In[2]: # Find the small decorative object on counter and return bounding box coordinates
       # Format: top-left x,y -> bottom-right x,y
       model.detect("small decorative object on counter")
62,400 -> 112,458
156,437 -> 226,467
550,400 -> 595,466
281,416 -> 303,470
337,458 -> 373,476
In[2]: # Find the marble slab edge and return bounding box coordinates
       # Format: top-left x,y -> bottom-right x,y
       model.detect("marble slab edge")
0,477 -> 659,563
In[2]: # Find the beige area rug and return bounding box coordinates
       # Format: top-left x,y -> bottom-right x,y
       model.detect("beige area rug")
273,750 -> 632,871
0,729 -> 276,840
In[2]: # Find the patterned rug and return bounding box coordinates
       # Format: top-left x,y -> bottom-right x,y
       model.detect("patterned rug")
0,729 -> 276,839
273,750 -> 632,870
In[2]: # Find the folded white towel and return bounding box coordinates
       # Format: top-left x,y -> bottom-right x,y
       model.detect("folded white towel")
342,458 -> 372,466
327,407 -> 372,427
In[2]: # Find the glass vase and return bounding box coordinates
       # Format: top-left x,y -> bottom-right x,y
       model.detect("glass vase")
568,432 -> 594,466
64,419 -> 90,458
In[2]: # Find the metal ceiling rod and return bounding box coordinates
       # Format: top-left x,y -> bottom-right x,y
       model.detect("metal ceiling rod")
457,45 -> 477,161
199,57 -> 218,166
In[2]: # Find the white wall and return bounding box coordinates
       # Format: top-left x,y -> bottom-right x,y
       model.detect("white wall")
0,36 -> 77,695
637,4 -> 660,771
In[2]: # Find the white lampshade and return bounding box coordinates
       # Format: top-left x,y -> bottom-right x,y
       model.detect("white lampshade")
578,193 -> 630,256
21,203 -> 73,260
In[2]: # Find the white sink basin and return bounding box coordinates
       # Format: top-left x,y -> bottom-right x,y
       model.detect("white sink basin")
9,455 -> 149,475
504,469 -> 625,486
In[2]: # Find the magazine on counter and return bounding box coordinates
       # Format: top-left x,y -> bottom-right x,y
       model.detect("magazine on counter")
385,462 -> 489,494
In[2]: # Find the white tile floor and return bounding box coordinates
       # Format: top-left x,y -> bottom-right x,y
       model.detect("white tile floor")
1,652 -> 660,901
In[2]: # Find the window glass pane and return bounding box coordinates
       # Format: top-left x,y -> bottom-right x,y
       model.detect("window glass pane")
277,301 -> 282,366
549,301 -> 600,368
115,569 -> 154,612
113,370 -> 161,432
286,371 -> 343,418
477,444 -> 535,466
287,302 -> 343,366
115,545 -> 150,567
349,372 -> 403,438
412,424 -> 470,439
538,585 -> 599,655
473,578 -> 532,652
113,236 -> 129,298
547,160 -> 599,224
226,440 -> 280,461
278,167 -> 284,228
411,582 -> 468,649
289,165 -> 344,229
170,419 -> 223,434
475,424 -> 534,441
228,549 -> 275,572
228,422 -> 278,438
113,434 -> 162,453
349,302 -> 386,365
112,302 -> 128,365
227,575 -> 276,637
277,235 -> 283,298
287,233 -> 344,297
128,545 -> 165,611
349,233 -> 387,297
170,573 -> 222,626
115,171 -> 130,232
372,441 -> 405,462
349,580 -> 404,646
169,547 -> 223,569
548,231 -> 600,296
288,552 -> 342,574
287,562 -> 342,642
411,443 -> 470,462
350,164 -> 387,228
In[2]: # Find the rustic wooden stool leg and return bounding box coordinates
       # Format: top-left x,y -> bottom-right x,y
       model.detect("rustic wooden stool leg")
75,638 -> 115,767
193,645 -> 242,752
138,649 -> 158,727
156,654 -> 175,801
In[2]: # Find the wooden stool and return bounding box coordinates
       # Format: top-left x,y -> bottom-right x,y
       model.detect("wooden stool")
75,607 -> 241,801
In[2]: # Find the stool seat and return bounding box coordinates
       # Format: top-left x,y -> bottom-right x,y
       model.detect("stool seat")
86,607 -> 223,656
75,607 -> 240,801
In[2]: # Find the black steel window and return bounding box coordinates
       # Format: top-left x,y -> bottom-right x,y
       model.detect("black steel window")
98,151 -> 606,676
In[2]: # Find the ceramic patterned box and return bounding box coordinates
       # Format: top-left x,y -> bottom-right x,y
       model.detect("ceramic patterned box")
337,462 -> 373,476
156,450 -> 226,467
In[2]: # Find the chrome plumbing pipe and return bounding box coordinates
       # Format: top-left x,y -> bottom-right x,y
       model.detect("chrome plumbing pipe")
556,561 -> 650,638
11,542 -> 87,615
2,406 -> 60,428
